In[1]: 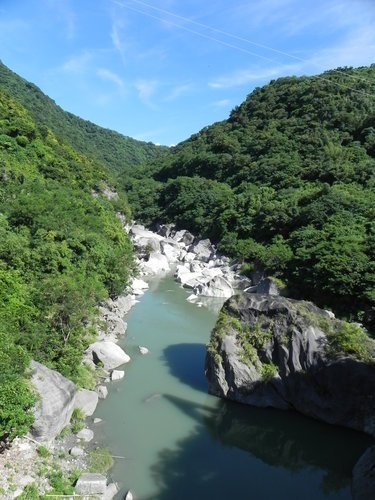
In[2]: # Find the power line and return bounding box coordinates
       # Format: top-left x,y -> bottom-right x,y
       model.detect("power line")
125,0 -> 374,86
112,0 -> 375,98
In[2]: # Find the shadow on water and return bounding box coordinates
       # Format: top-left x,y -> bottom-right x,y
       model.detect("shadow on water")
162,343 -> 209,392
144,393 -> 374,500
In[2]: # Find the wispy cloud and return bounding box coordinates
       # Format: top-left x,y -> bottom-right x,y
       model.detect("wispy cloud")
60,51 -> 93,74
212,99 -> 231,107
97,67 -> 124,88
209,64 -> 300,89
134,79 -> 159,106
164,83 -> 193,101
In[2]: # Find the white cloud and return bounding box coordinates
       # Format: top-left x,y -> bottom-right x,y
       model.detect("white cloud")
134,79 -> 159,105
209,64 -> 300,89
212,99 -> 231,107
164,83 -> 193,101
97,68 -> 124,88
61,51 -> 93,74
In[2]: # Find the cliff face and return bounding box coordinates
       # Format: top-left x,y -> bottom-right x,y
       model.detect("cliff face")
205,294 -> 375,437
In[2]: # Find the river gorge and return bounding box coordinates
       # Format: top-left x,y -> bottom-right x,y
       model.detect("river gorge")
94,273 -> 372,499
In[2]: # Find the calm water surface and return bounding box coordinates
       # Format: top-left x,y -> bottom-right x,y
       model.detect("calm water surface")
95,274 -> 373,500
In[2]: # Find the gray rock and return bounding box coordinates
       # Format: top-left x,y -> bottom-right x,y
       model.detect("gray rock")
87,341 -> 131,370
196,276 -> 234,298
142,252 -> 170,274
77,428 -> 94,442
30,361 -> 76,442
104,483 -> 119,500
93,417 -> 102,424
190,239 -> 214,262
352,446 -> 375,499
75,473 -> 107,495
246,277 -> 282,296
156,223 -> 174,238
160,241 -> 180,262
97,385 -> 108,399
206,294 -> 375,437
74,389 -> 98,417
70,446 -> 85,457
111,369 -> 125,381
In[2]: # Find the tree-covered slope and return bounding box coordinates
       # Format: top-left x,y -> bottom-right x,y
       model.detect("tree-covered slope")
0,60 -> 167,175
0,90 -> 134,437
122,65 -> 375,327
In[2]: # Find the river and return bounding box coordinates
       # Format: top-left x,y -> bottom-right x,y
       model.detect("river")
95,274 -> 372,499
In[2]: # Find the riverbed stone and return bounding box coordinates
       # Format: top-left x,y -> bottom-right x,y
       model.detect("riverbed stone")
111,369 -> 125,380
74,389 -> 98,417
70,446 -> 85,457
97,385 -> 108,399
104,483 -> 119,500
139,346 -> 149,355
87,341 -> 131,370
77,428 -> 94,442
75,473 -> 107,495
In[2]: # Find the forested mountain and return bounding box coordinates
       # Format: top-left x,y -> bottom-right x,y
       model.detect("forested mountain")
0,61 -> 166,175
0,89 -> 134,437
121,65 -> 375,327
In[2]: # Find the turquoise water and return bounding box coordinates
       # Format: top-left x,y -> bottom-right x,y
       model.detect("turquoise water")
95,275 -> 373,499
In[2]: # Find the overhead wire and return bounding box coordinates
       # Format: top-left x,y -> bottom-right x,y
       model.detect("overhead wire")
126,0 -> 374,86
111,0 -> 375,98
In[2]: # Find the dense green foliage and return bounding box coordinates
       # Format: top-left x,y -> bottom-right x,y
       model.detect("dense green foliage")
121,65 -> 375,328
0,60 -> 167,175
0,90 -> 134,437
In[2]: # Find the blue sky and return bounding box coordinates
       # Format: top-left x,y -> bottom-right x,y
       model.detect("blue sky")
1,0 -> 374,145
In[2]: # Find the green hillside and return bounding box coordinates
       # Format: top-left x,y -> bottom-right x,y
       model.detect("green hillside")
0,61 -> 166,175
122,65 -> 375,327
0,89 -> 134,437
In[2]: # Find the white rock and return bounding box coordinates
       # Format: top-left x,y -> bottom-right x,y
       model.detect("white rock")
161,242 -> 180,263
93,418 -> 102,424
196,276 -> 234,298
111,370 -> 125,381
70,446 -> 85,457
104,483 -> 119,500
139,346 -> 149,355
325,309 -> 335,319
74,389 -> 99,417
97,385 -> 108,399
183,252 -> 197,263
142,252 -> 170,274
186,294 -> 198,302
87,341 -> 131,370
131,278 -> 149,295
77,428 -> 94,442
190,239 -> 214,262
75,473 -> 107,495
125,491 -> 134,500
30,361 -> 76,442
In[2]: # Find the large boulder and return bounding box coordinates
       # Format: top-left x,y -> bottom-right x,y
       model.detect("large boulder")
190,239 -> 214,262
75,473 -> 107,495
142,252 -> 170,274
30,361 -> 76,442
74,389 -> 99,417
87,341 -> 131,370
196,276 -> 234,298
206,294 -> 375,437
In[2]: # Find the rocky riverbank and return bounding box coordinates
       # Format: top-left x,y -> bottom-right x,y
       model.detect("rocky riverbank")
1,221 -> 245,498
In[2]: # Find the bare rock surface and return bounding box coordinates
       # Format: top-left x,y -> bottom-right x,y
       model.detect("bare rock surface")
206,293 -> 375,436
30,360 -> 76,442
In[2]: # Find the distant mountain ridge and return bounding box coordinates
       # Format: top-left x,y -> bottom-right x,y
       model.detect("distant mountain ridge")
0,60 -> 166,175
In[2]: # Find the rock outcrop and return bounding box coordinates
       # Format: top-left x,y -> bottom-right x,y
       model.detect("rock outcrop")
205,293 -> 375,437
74,389 -> 98,417
30,361 -> 76,442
